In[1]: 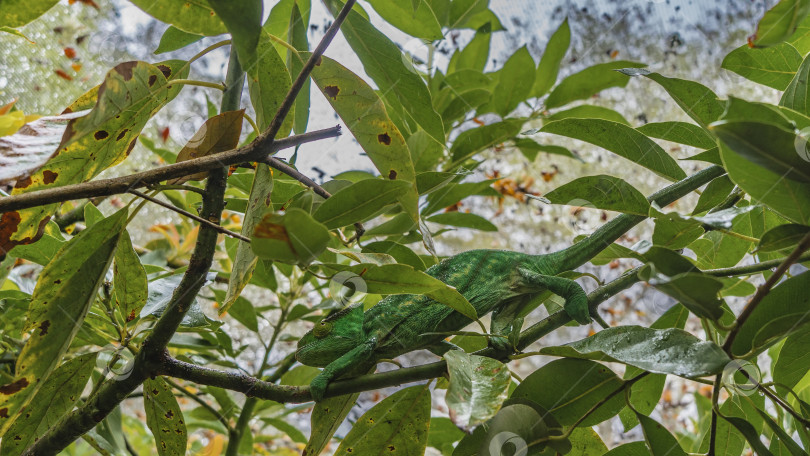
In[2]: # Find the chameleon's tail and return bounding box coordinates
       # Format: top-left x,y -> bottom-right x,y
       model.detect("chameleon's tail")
543,165 -> 726,272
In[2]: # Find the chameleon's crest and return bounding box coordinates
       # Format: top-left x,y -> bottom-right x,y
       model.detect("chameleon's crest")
295,303 -> 365,367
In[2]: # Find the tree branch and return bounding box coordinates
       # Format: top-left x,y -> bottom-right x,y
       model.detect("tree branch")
0,126 -> 341,214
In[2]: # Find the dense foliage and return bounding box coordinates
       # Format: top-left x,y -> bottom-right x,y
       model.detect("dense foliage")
0,0 -> 810,455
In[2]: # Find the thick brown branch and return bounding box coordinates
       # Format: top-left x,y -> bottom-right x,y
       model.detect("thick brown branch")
0,126 -> 341,213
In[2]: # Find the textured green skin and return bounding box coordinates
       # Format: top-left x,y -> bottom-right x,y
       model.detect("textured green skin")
296,166 -> 726,401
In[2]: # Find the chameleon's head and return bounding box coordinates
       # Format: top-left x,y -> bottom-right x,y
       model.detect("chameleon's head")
296,303 -> 365,367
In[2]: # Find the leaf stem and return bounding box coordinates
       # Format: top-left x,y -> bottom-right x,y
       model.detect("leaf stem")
167,79 -> 226,91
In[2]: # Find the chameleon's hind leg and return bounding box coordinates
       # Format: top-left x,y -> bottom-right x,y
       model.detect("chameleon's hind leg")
309,338 -> 377,402
517,268 -> 599,325
489,297 -> 526,353
427,340 -> 462,357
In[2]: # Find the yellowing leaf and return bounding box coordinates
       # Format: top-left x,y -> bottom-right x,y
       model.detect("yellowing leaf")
169,109 -> 244,184
305,53 -> 419,220
143,377 -> 188,456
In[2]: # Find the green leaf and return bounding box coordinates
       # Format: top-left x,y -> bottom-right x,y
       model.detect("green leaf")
722,43 -> 802,90
534,17 -> 570,98
154,26 -> 204,55
773,330 -> 810,388
0,210 -> 125,436
427,212 -> 497,231
544,175 -> 650,216
448,0 -> 487,29
447,23 -> 491,73
710,120 -> 810,183
114,230 -> 148,324
362,241 -> 426,270
313,179 -> 412,229
333,9 -> 445,144
722,416 -> 774,456
620,69 -> 724,129
731,271 -> 810,357
141,273 -> 212,327
637,121 -> 716,149
647,272 -> 725,321
545,61 -> 646,109
322,263 -> 479,320
449,119 -> 524,165
366,0 -> 442,39
487,46 -> 535,116
652,215 -> 705,249
719,142 -> 810,224
751,0 -> 810,47
289,2 -> 311,135
221,164 -> 273,315
249,29 -> 293,136
636,413 -> 687,456
1,353 -> 97,456
127,0 -> 227,35
303,391 -> 362,456
541,119 -> 687,181
251,208 -> 331,266
306,53 -> 420,220
143,377 -> 187,456
758,223 -> 810,252
752,404 -> 806,456
427,417 -> 465,456
208,0 -> 262,68
444,351 -> 510,432
422,179 -> 496,216
1,60 -> 188,255
546,104 -> 630,125
0,0 -> 58,27
333,385 -> 431,456
541,326 -> 730,378
511,359 -> 625,427
604,442 -> 651,456
332,248 -> 397,265
682,147 -> 722,165
512,138 -> 582,162
692,175 -> 735,214
9,233 -> 64,265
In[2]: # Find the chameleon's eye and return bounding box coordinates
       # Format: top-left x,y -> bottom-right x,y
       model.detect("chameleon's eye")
313,321 -> 333,339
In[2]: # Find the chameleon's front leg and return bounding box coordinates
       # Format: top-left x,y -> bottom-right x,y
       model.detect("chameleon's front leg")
309,338 -> 377,402
517,268 -> 594,325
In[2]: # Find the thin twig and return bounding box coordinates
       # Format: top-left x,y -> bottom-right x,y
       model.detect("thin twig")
0,126 -> 341,213
128,190 -> 251,242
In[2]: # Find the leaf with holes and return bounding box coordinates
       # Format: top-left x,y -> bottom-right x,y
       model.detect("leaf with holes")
0,210 -> 124,436
143,377 -> 187,456
0,60 -> 187,257
169,110 -> 244,184
333,384 -> 431,456
306,53 -> 419,220
444,351 -> 510,432
0,353 -> 97,456
114,230 -> 147,325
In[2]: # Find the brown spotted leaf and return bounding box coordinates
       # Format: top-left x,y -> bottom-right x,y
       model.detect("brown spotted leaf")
0,210 -> 125,436
0,110 -> 88,186
333,384 -> 431,455
114,230 -> 148,325
143,377 -> 187,456
0,353 -> 97,456
304,53 -> 419,221
0,60 -> 187,257
168,109 -> 244,184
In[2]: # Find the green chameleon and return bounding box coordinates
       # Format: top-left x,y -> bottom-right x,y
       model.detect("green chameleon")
296,166 -> 724,401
